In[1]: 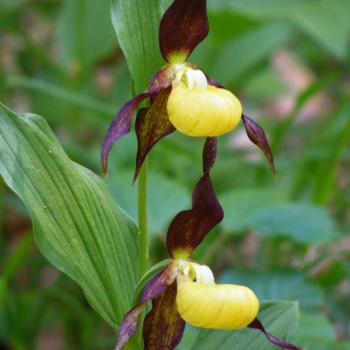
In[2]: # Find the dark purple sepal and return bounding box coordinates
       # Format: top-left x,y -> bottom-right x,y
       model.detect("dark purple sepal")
159,0 -> 209,63
248,318 -> 303,350
115,263 -> 177,350
166,138 -> 224,258
135,87 -> 175,181
101,93 -> 149,175
242,114 -> 276,175
143,282 -> 186,350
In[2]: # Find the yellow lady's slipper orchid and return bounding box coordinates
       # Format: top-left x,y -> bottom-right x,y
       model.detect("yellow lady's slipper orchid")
102,0 -> 275,179
116,258 -> 301,350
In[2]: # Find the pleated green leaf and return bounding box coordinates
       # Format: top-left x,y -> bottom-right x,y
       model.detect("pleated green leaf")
111,0 -> 163,91
0,103 -> 139,328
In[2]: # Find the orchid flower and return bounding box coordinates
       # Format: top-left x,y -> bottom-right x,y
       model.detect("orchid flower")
115,139 -> 302,350
101,0 -> 275,179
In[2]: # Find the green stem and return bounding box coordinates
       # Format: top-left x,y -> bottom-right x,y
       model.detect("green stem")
135,160 -> 149,348
138,159 -> 149,278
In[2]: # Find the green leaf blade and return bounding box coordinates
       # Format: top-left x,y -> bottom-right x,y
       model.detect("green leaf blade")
111,0 -> 163,91
0,103 -> 139,328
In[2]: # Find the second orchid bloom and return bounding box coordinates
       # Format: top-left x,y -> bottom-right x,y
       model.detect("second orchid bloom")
115,139 -> 301,350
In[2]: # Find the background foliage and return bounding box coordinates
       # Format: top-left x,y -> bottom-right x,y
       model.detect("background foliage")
0,0 -> 349,349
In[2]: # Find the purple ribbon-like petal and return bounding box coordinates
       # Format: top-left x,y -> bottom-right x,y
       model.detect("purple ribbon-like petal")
166,138 -> 224,258
242,114 -> 276,175
115,304 -> 144,350
102,64 -> 177,176
141,262 -> 178,302
101,93 -> 149,175
149,65 -> 177,94
115,263 -> 177,350
202,137 -> 217,173
207,79 -> 224,88
248,318 -> 304,350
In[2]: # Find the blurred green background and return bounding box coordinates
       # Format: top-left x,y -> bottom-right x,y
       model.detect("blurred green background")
0,0 -> 350,349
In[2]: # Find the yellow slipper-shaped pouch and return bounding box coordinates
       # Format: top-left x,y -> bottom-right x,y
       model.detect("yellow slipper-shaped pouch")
167,81 -> 242,137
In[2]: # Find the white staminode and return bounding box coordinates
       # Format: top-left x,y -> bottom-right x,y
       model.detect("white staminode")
192,69 -> 208,89
174,64 -> 186,82
185,69 -> 208,90
178,261 -> 215,285
192,263 -> 215,284
172,64 -> 208,90
185,70 -> 195,90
